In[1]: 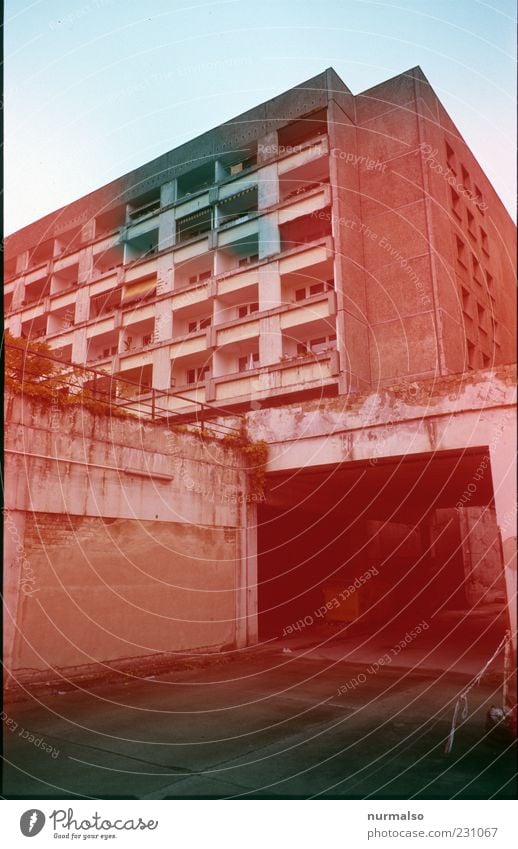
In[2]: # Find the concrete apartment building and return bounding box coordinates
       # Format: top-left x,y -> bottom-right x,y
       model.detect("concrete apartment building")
3,68 -> 517,684
4,67 -> 515,414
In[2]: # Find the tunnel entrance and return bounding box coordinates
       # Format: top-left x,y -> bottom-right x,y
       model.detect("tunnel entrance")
257,449 -> 508,667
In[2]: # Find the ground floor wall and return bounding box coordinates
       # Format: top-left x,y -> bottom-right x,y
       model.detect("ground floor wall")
4,391 -> 254,686
7,512 -> 239,677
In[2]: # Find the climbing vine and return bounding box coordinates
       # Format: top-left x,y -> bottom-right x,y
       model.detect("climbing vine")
221,431 -> 268,498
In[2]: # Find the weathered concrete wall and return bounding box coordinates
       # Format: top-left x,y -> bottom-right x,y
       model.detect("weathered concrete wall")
4,391 -> 254,683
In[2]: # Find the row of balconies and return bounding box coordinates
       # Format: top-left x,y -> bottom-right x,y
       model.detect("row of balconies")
5,131 -> 330,284
8,233 -> 335,350
93,344 -> 340,416
5,186 -> 332,329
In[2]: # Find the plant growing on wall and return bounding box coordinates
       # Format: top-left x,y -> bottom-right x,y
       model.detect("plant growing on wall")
4,331 -> 133,419
221,429 -> 268,498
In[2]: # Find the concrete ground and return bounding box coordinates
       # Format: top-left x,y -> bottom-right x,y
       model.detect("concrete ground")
3,609 -> 516,800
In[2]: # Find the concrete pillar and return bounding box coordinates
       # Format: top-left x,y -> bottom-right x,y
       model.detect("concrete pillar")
489,435 -> 517,648
154,297 -> 173,343
74,286 -> 91,325
156,254 -> 174,296
72,326 -> 88,364
245,501 -> 258,645
258,212 -> 280,260
6,313 -> 22,338
78,245 -> 94,284
159,210 -> 176,252
16,251 -> 29,274
259,315 -> 283,366
12,278 -> 26,311
258,162 -> 278,210
258,263 -> 281,310
81,219 -> 96,244
236,486 -> 259,648
152,346 -> 172,391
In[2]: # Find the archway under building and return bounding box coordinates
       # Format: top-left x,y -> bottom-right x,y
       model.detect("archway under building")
256,448 -> 509,674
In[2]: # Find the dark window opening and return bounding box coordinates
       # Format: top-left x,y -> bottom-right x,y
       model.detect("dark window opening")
176,208 -> 212,242
280,207 -> 332,251
177,162 -> 215,198
277,109 -> 327,150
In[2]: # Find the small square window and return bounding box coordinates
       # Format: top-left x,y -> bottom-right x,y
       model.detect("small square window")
295,288 -> 306,301
450,187 -> 461,219
472,256 -> 482,285
466,340 -> 477,370
445,142 -> 456,173
474,185 -> 484,212
309,283 -> 325,296
199,316 -> 211,329
456,236 -> 467,266
188,321 -> 197,333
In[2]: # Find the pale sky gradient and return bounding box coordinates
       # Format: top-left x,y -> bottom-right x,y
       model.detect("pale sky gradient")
4,0 -> 516,233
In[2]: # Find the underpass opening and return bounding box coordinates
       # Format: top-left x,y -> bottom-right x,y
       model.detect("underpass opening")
256,448 -> 508,672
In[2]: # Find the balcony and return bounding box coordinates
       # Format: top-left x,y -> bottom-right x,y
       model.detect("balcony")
127,189 -> 161,223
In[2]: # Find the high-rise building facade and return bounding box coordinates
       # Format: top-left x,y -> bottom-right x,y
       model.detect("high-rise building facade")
4,67 -> 516,416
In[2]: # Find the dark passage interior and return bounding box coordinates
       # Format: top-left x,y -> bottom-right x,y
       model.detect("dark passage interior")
257,449 -> 507,642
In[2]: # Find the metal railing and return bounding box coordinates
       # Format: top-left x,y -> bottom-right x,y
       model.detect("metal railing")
5,341 -> 244,435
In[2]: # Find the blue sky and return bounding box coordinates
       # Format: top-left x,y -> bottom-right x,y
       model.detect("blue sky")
4,0 -> 516,232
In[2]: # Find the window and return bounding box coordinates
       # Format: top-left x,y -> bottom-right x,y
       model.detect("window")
467,340 -> 476,370
450,187 -> 461,219
142,334 -> 152,347
177,162 -> 215,198
176,208 -> 212,242
238,254 -> 259,267
467,209 -> 475,237
294,280 -> 333,301
128,190 -> 161,222
461,165 -> 470,191
474,184 -> 484,213
482,354 -> 490,368
238,352 -> 259,372
455,236 -> 467,267
472,256 -> 483,285
188,316 -> 212,333
486,271 -> 494,290
297,334 -> 336,355
101,346 -> 118,359
237,302 -> 259,318
461,285 -> 470,311
480,228 -> 489,255
445,142 -> 456,173
277,108 -> 327,150
188,270 -> 212,285
186,365 -> 210,384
